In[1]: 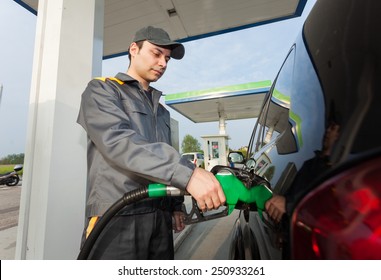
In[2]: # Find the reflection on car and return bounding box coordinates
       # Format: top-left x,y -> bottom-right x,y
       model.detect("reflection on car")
229,0 -> 381,260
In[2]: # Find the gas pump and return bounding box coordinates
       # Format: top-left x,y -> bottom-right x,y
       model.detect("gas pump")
202,134 -> 229,171
77,165 -> 273,259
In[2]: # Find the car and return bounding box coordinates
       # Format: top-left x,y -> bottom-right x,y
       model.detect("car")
228,0 -> 381,260
181,152 -> 204,168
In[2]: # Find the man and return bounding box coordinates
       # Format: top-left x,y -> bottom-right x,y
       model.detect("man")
77,26 -> 225,259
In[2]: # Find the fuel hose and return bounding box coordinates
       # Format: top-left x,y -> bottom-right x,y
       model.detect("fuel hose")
77,184 -> 184,260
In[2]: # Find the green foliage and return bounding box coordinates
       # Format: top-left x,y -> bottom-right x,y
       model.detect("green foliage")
0,165 -> 13,174
181,134 -> 201,153
0,154 -> 25,177
0,153 -> 24,165
237,148 -> 248,159
0,164 -> 23,176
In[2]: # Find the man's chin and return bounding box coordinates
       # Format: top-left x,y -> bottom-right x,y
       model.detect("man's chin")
150,76 -> 161,82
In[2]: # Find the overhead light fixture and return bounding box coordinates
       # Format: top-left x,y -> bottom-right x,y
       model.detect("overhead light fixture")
167,8 -> 178,17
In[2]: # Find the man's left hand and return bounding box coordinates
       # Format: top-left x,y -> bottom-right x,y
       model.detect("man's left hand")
172,211 -> 185,233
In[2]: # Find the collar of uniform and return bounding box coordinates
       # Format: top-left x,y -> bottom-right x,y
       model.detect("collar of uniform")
114,72 -> 163,97
115,72 -> 137,83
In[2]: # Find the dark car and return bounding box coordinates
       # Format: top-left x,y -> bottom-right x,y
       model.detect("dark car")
228,0 -> 381,260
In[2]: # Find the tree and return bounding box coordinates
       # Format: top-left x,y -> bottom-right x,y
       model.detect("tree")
0,153 -> 25,164
181,134 -> 201,153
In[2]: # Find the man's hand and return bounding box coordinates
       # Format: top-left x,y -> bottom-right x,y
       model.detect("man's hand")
185,167 -> 226,212
265,195 -> 286,223
172,211 -> 185,233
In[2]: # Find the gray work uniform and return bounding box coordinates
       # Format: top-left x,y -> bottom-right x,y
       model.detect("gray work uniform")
77,72 -> 194,259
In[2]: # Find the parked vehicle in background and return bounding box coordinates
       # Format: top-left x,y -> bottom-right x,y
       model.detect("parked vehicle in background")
0,164 -> 23,186
229,0 -> 381,260
181,152 -> 204,168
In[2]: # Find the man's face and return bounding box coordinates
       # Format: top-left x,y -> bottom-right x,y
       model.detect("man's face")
130,41 -> 171,84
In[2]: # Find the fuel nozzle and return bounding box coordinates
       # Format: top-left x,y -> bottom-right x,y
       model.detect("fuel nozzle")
215,171 -> 272,218
183,168 -> 273,224
78,172 -> 272,259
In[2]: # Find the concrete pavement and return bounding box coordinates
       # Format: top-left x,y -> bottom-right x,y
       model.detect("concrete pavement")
0,194 -> 194,260
0,226 -> 17,260
0,224 -> 193,260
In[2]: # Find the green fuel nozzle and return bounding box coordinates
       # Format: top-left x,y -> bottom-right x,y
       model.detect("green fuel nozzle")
78,166 -> 272,259
147,167 -> 273,225
215,171 -> 273,219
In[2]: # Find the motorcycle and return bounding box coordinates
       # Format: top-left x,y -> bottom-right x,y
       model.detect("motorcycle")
0,164 -> 23,186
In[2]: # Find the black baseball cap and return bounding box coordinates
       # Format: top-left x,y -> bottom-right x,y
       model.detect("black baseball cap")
132,26 -> 185,60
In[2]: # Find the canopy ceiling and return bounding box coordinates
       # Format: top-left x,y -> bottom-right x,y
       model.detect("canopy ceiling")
16,0 -> 306,123
165,81 -> 271,123
16,0 -> 306,59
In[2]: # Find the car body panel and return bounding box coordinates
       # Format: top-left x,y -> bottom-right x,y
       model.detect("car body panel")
230,0 -> 381,260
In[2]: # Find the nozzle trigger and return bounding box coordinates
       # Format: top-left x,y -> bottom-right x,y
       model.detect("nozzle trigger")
182,197 -> 229,225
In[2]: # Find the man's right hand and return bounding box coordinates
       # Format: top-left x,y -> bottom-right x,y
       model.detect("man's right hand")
185,167 -> 226,212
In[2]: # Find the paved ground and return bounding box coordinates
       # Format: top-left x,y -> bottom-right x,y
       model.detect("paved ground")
0,186 -> 193,260
175,209 -> 238,260
0,184 -> 21,259
0,226 -> 17,259
0,187 -> 234,260
0,186 -> 20,231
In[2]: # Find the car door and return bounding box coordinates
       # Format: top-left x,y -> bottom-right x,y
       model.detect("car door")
238,33 -> 326,259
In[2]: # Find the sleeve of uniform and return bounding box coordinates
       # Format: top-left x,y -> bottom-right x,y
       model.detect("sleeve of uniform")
77,78 -> 195,190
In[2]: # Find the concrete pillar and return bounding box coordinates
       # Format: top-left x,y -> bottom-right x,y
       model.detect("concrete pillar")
16,0 -> 104,259
219,116 -> 226,135
0,83 -> 3,107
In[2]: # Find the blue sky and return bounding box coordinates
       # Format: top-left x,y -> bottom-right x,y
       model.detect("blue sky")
0,0 -> 316,158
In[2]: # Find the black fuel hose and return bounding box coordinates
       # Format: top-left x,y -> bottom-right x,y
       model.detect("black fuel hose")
77,187 -> 149,260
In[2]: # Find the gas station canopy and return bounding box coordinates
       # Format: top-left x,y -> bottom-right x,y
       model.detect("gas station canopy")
165,81 -> 271,123
17,0 -> 307,59
12,0 -> 309,260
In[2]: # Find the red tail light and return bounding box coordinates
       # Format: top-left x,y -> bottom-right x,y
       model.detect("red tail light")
291,156 -> 381,259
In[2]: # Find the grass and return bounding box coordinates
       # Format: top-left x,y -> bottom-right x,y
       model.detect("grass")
0,164 -> 23,176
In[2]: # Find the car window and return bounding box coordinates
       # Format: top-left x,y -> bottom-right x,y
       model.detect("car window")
253,46 -> 297,155
247,35 -> 325,190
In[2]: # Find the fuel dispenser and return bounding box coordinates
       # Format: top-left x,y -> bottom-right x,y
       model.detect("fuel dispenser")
201,134 -> 229,171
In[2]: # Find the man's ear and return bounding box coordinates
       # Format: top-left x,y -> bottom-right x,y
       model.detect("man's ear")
129,42 -> 138,57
